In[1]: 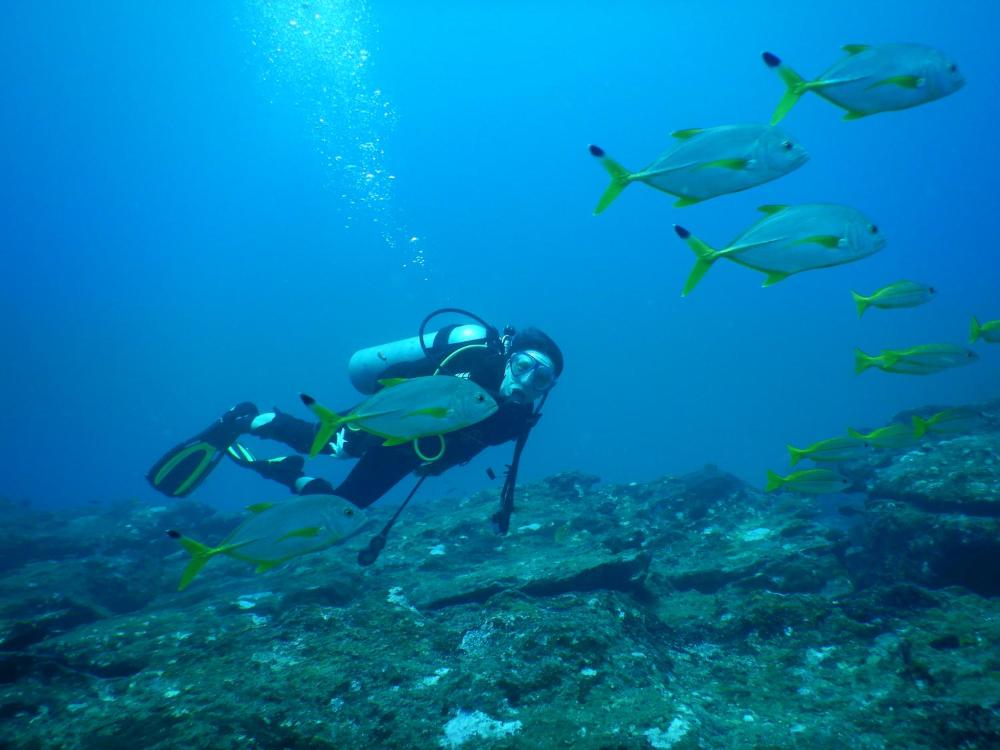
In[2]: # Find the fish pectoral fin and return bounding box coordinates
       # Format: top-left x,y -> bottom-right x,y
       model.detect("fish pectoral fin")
381,437 -> 411,447
246,502 -> 274,514
671,128 -> 703,139
842,44 -> 870,55
762,271 -> 790,287
868,75 -> 923,90
276,526 -> 322,542
673,196 -> 703,208
794,234 -> 842,249
756,204 -> 787,215
697,158 -> 750,170
376,377 -> 408,388
405,407 -> 450,419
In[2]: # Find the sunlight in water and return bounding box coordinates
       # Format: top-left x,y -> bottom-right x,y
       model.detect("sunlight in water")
243,0 -> 426,271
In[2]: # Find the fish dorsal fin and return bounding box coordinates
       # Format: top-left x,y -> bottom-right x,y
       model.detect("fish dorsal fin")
842,44 -> 870,55
757,204 -> 787,215
377,377 -> 408,388
246,502 -> 274,514
671,128 -> 703,140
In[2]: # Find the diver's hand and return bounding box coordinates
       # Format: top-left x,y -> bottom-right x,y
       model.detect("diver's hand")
328,428 -> 349,458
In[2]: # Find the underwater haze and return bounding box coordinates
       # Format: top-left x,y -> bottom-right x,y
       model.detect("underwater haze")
1,0 -> 998,510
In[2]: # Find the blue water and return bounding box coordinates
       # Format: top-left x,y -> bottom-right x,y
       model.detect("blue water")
2,1 -> 997,510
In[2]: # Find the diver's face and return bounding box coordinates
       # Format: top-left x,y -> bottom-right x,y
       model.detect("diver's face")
500,350 -> 556,404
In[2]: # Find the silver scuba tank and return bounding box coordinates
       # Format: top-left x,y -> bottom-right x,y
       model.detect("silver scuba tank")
348,324 -> 491,394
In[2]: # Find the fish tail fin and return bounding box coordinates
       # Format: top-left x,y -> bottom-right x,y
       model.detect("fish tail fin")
762,52 -> 811,124
299,393 -> 346,457
589,145 -> 632,214
765,470 -> 785,493
851,291 -> 869,318
787,445 -> 804,467
912,415 -> 929,438
175,535 -> 216,591
854,348 -> 876,375
970,316 -> 982,343
673,225 -> 719,296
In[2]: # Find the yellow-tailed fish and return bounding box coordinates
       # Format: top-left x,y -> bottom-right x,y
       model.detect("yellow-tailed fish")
851,280 -> 935,318
855,344 -> 978,375
765,468 -> 850,494
848,424 -> 920,450
970,316 -> 1000,344
168,494 -> 368,590
787,436 -> 868,467
588,124 -> 808,213
762,44 -> 964,124
301,375 -> 498,457
912,407 -> 984,438
674,203 -> 885,295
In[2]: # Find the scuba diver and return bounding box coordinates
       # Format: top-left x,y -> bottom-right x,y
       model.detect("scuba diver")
146,309 -> 563,545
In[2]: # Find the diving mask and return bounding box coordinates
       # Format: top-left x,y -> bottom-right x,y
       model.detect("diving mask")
500,349 -> 557,403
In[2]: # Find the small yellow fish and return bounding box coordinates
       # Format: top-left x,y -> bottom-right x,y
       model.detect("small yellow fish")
848,424 -> 920,450
912,408 -> 984,438
850,280 -> 934,318
765,469 -> 850,494
787,436 -> 868,466
855,344 -> 978,375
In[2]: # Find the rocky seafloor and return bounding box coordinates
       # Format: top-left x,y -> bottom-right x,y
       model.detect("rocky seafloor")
2,402 -> 1000,749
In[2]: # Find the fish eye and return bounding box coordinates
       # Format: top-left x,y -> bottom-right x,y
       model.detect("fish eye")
929,287 -> 936,293
950,64 -> 958,73
344,508 -> 354,517
476,394 -> 485,402
782,140 -> 793,151
869,224 -> 878,234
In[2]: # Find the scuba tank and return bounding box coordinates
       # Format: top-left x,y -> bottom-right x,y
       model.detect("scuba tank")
347,308 -> 508,394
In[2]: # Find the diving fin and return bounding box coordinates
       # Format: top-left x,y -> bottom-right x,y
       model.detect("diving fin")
147,402 -> 258,497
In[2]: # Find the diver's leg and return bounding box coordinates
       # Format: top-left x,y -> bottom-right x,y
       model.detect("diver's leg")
250,408 -> 374,458
333,444 -> 423,509
249,409 -> 324,455
236,446 -> 333,495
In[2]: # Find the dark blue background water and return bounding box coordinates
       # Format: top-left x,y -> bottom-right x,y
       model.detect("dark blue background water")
2,1 -> 997,510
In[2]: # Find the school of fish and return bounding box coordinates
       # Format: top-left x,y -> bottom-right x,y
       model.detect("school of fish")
590,42 -> 993,496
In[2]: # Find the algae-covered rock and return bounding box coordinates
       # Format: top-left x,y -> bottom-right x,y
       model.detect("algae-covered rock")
2,425 -> 999,749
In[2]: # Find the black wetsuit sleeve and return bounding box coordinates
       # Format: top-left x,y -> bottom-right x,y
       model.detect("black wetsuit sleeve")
333,441 -> 425,508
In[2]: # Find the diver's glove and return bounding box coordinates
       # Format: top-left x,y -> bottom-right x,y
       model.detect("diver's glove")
328,428 -> 349,459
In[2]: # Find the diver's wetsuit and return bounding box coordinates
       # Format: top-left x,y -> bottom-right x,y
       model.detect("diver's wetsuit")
246,342 -> 536,509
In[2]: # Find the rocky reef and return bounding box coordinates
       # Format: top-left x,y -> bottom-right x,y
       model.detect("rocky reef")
2,401 -> 999,749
